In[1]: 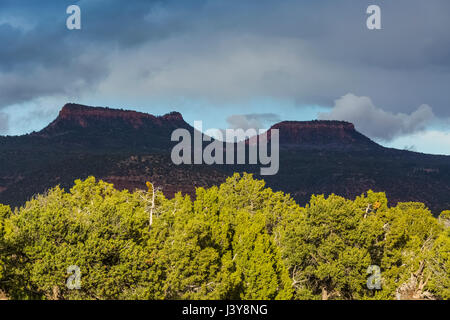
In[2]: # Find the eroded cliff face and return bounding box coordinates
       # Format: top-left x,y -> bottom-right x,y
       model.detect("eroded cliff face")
267,120 -> 379,149
38,103 -> 187,135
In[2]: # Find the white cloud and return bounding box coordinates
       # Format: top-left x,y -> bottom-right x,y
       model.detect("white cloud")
318,94 -> 435,141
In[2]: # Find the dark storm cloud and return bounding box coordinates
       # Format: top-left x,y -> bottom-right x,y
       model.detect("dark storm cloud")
0,1 -> 103,108
1,0 -> 450,128
0,0 -> 182,108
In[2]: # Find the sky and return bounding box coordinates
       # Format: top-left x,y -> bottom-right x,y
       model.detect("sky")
0,0 -> 449,155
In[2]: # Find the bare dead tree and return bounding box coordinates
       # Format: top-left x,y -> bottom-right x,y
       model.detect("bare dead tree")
140,181 -> 159,230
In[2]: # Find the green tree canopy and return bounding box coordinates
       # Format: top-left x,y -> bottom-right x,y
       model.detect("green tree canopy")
0,174 -> 448,300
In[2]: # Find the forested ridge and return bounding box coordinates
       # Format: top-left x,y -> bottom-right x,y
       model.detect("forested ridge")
2,104 -> 450,214
0,173 -> 448,300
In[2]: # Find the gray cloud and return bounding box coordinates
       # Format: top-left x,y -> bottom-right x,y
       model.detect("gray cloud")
92,0 -> 450,118
0,0 -> 166,109
318,94 -> 435,141
226,113 -> 280,130
1,0 -> 450,125
0,112 -> 9,133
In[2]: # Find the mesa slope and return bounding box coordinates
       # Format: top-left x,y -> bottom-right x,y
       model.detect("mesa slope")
0,103 -> 449,214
